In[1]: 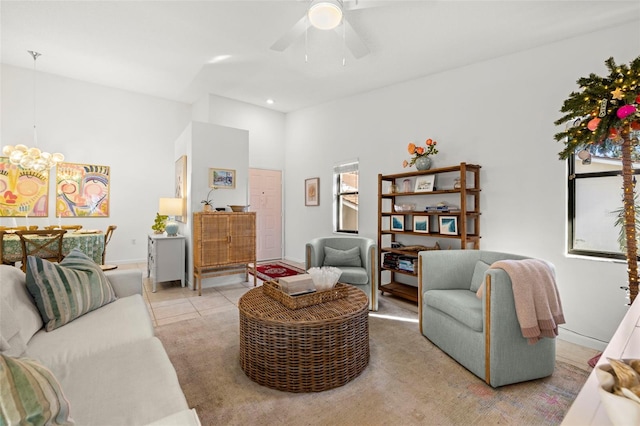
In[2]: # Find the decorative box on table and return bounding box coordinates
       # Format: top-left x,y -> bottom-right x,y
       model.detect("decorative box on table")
263,280 -> 348,310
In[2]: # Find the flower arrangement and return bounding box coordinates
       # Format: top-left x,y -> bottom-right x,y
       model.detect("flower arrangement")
201,187 -> 217,206
403,138 -> 438,168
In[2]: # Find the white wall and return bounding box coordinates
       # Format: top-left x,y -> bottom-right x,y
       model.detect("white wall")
0,64 -> 192,263
283,20 -> 640,349
195,94 -> 286,171
186,121 -> 249,289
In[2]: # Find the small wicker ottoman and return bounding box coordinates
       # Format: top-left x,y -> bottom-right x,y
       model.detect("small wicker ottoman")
238,284 -> 369,393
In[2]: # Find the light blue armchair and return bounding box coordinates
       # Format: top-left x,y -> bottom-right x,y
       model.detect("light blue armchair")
305,237 -> 378,311
419,250 -> 556,387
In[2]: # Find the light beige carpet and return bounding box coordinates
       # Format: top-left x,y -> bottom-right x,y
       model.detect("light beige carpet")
155,296 -> 588,426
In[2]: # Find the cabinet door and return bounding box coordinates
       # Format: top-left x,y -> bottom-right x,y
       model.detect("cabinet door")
154,238 -> 184,282
199,214 -> 231,267
229,214 -> 256,264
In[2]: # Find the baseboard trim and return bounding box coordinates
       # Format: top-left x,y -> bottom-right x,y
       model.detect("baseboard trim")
558,327 -> 608,351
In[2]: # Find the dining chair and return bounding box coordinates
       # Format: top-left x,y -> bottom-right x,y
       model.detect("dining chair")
0,231 -> 17,266
102,225 -> 117,265
0,226 -> 28,231
15,229 -> 67,272
44,225 -> 82,231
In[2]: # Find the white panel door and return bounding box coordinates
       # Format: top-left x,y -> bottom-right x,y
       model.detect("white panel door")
249,169 -> 282,261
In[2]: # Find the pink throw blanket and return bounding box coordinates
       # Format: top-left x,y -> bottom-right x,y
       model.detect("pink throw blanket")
490,259 -> 565,344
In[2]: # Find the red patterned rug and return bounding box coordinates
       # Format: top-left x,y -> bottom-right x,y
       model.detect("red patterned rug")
251,261 -> 305,281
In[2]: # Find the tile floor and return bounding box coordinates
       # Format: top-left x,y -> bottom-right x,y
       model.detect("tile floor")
118,262 -> 268,327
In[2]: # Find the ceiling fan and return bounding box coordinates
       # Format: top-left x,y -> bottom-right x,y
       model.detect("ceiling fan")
270,0 -> 380,59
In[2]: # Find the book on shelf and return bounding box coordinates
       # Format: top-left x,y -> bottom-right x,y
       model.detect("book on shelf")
424,205 -> 460,213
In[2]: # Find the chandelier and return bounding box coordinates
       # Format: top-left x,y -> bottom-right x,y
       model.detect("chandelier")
2,51 -> 64,171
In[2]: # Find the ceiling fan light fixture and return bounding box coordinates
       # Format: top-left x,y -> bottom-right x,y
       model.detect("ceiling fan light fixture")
308,0 -> 343,30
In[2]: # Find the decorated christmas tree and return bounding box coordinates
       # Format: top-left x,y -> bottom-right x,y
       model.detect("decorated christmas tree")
555,56 -> 640,303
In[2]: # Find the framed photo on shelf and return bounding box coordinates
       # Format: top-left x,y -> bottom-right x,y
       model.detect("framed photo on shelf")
209,168 -> 235,189
439,216 -> 458,235
391,215 -> 405,231
305,177 -> 319,206
414,175 -> 435,192
413,216 -> 429,233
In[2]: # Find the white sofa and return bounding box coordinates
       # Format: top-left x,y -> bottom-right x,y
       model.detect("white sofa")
0,264 -> 200,426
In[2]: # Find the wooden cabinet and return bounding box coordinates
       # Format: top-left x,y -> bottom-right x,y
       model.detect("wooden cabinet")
147,234 -> 186,293
192,212 -> 257,295
377,163 -> 481,303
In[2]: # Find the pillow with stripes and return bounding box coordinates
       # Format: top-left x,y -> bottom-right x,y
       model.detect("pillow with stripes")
25,249 -> 116,332
0,354 -> 74,425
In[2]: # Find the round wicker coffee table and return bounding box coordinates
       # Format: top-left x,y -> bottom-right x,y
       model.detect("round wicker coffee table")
238,284 -> 369,393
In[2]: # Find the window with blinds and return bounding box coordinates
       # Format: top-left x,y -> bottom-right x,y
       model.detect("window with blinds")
334,161 -> 359,233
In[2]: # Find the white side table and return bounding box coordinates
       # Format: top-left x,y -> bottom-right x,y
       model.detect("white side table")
147,234 -> 185,293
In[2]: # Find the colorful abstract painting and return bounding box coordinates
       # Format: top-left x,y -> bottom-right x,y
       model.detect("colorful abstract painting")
0,157 -> 49,217
56,162 -> 110,217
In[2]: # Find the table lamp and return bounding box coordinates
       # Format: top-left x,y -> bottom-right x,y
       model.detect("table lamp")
158,198 -> 183,237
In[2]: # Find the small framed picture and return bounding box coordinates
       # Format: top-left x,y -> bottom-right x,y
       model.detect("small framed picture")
391,215 -> 405,231
439,216 -> 458,235
305,177 -> 319,206
413,216 -> 429,233
209,168 -> 235,189
414,175 -> 435,192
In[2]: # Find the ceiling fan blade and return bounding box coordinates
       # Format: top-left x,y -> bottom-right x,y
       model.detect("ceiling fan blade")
343,19 -> 370,59
270,15 -> 307,52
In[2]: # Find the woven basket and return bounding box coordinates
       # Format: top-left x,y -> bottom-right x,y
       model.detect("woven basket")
239,285 -> 369,392
263,280 -> 348,309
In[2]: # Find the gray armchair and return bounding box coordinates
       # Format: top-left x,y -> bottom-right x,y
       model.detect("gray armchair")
305,237 -> 378,311
419,250 -> 556,387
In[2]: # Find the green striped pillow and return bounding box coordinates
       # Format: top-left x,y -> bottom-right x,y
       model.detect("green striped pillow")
25,249 -> 116,332
0,354 -> 74,425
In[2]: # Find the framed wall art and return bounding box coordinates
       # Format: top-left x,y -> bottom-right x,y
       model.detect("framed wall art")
414,175 -> 435,192
439,216 -> 458,235
305,177 -> 319,206
175,155 -> 187,222
413,216 -> 429,233
391,214 -> 404,231
209,168 -> 235,189
56,162 -> 110,217
0,157 -> 49,217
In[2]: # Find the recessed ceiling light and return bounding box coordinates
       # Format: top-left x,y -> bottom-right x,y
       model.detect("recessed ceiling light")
266,99 -> 275,105
208,55 -> 231,64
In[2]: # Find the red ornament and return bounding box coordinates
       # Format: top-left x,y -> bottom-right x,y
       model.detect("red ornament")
609,128 -> 618,137
587,117 -> 601,131
631,121 -> 640,131
636,94 -> 640,104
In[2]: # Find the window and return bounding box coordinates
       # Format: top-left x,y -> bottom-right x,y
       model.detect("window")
334,161 -> 358,233
568,136 -> 640,260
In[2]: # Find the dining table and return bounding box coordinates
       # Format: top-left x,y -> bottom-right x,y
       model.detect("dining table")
2,230 -> 105,264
